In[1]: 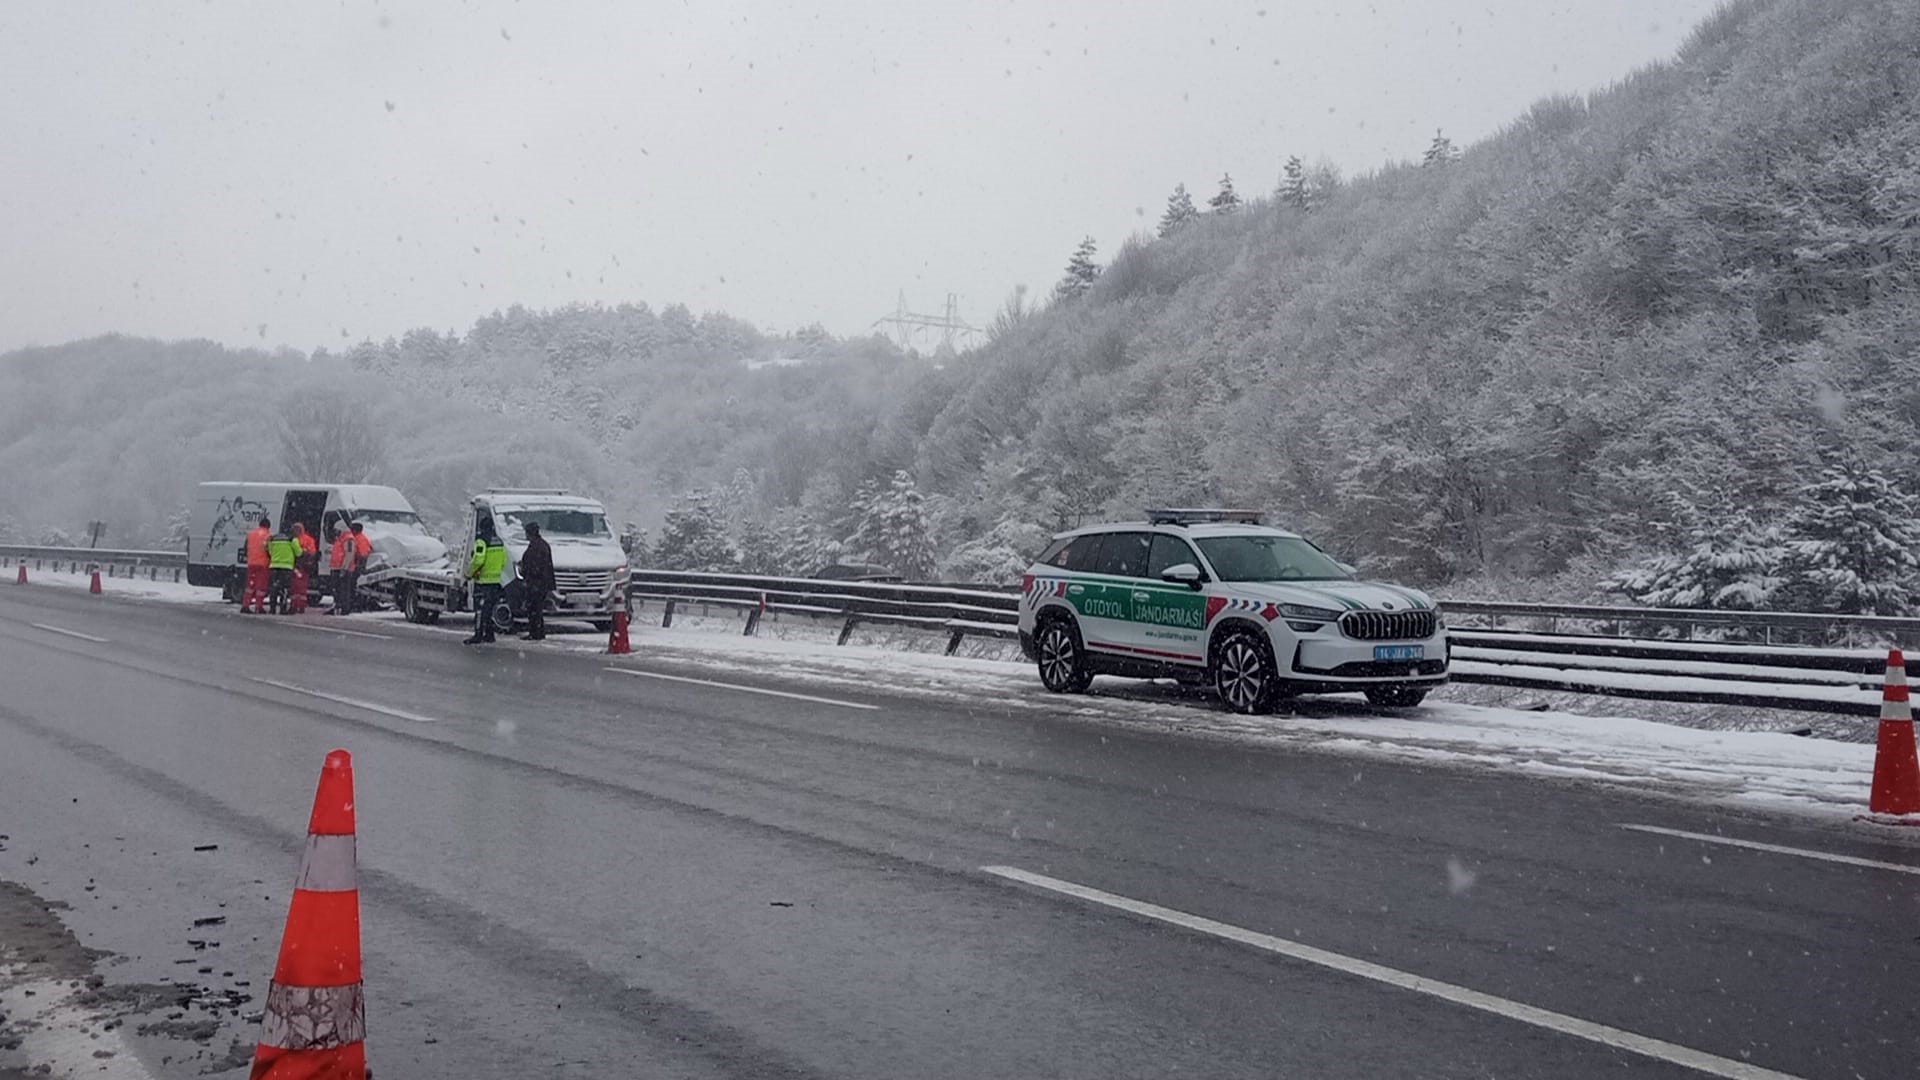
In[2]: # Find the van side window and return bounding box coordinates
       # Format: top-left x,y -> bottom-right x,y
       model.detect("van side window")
1147,535 -> 1202,580
1094,532 -> 1152,577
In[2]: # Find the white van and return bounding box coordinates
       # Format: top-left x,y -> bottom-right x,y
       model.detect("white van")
187,482 -> 449,600
471,489 -> 630,631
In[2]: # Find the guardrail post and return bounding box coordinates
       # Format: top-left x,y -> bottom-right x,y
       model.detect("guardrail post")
837,615 -> 858,646
946,629 -> 966,656
661,599 -> 676,628
743,606 -> 762,637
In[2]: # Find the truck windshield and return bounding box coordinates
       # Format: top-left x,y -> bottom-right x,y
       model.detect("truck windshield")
501,509 -> 611,540
1194,535 -> 1353,582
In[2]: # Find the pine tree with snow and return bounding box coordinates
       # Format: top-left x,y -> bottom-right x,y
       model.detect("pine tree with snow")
1602,513 -> 1788,612
1422,129 -> 1459,168
1777,461 -> 1920,615
1208,173 -> 1240,214
1054,237 -> 1101,302
619,522 -> 650,563
772,514 -> 839,576
846,471 -> 936,580
1158,183 -> 1198,237
1278,156 -> 1312,212
652,492 -> 738,572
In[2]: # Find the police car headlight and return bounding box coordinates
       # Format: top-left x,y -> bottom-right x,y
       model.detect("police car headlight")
1279,603 -> 1342,623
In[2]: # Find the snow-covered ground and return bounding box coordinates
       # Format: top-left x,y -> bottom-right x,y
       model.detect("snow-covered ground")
8,565 -> 217,605
9,574 -> 1893,824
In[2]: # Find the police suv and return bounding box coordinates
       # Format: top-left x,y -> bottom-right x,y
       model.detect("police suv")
1018,510 -> 1448,713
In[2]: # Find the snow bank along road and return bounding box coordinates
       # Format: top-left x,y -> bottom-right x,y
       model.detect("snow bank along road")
1,584 -> 1917,1079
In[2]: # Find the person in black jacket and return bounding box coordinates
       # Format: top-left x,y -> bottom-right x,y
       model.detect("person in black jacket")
519,521 -> 555,640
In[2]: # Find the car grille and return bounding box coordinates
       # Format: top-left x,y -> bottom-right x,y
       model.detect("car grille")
553,570 -> 616,593
1339,609 -> 1437,641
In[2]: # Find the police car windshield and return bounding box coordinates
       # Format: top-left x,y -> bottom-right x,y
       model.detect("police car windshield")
1195,535 -> 1352,582
502,509 -> 610,540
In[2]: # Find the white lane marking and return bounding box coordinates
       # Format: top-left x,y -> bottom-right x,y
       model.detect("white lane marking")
603,666 -> 879,711
30,623 -> 110,643
981,865 -> 1802,1080
273,619 -> 392,640
1621,823 -> 1920,877
248,677 -> 440,724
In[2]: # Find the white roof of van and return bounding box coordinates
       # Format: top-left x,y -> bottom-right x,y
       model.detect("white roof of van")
194,482 -> 415,513
480,493 -> 604,510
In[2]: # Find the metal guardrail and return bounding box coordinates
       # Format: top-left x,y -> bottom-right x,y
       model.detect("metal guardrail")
1436,599 -> 1920,647
0,543 -> 187,567
0,543 -> 189,582
4,550 -> 1903,714
626,570 -> 1021,655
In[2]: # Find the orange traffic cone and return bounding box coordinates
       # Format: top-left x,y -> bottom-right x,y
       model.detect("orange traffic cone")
607,609 -> 632,655
14,564 -> 24,585
89,569 -> 102,594
251,749 -> 367,1078
1861,649 -> 1920,825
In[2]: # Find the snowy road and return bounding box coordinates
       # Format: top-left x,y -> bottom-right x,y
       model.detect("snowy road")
2,582 -> 1917,1079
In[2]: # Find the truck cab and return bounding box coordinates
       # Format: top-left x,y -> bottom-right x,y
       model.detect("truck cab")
465,489 -> 629,632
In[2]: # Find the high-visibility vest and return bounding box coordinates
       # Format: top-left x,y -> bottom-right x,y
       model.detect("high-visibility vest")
268,535 -> 297,570
297,532 -> 317,556
246,525 -> 272,567
329,533 -> 350,569
468,537 -> 507,584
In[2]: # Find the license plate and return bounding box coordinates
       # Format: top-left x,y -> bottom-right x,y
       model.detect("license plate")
1374,645 -> 1424,660
567,591 -> 600,608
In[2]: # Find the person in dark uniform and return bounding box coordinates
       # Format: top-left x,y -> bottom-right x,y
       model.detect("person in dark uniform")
519,521 -> 555,641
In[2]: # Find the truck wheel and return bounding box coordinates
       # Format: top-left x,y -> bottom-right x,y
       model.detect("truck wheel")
402,585 -> 440,625
1035,615 -> 1093,693
1212,629 -> 1279,715
489,599 -> 515,635
1364,684 -> 1429,708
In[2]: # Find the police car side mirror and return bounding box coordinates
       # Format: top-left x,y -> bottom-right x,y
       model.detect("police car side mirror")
1160,563 -> 1204,590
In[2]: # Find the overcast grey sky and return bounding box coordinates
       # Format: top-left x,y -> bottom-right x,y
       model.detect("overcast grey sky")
0,0 -> 1726,355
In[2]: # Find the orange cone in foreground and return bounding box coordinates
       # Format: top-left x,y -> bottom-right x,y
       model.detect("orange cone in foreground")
251,749 -> 366,1078
607,608 -> 631,654
1864,650 -> 1920,823
89,569 -> 102,594
14,564 -> 24,585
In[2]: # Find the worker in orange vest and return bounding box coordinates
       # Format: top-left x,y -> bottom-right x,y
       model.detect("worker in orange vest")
290,522 -> 318,614
241,515 -> 272,614
336,522 -> 374,616
325,525 -> 351,615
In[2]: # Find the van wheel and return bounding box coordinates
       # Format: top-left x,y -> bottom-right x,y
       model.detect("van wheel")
490,600 -> 515,635
1364,684 -> 1429,708
1213,629 -> 1279,715
1035,616 -> 1093,693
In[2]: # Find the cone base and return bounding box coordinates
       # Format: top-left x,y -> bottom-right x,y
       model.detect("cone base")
1854,812 -> 1920,827
250,1040 -> 365,1079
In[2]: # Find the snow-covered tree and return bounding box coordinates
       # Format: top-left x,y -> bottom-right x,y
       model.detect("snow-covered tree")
846,471 -> 936,580
1208,173 -> 1240,214
1278,156 -> 1312,211
1602,514 -> 1789,611
1158,183 -> 1198,237
1423,129 -> 1459,168
156,505 -> 191,552
1054,237 -> 1101,302
653,492 -> 737,572
733,519 -> 783,575
1778,461 -> 1920,614
773,514 -> 840,576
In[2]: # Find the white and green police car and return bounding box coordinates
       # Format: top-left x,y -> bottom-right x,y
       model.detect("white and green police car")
1018,510 -> 1447,713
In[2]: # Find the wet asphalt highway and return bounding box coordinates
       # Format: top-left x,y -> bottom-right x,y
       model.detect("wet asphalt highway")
2,583 -> 1917,1079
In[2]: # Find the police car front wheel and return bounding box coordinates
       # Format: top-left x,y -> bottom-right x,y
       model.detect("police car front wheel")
1035,618 -> 1093,694
1213,630 -> 1280,715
